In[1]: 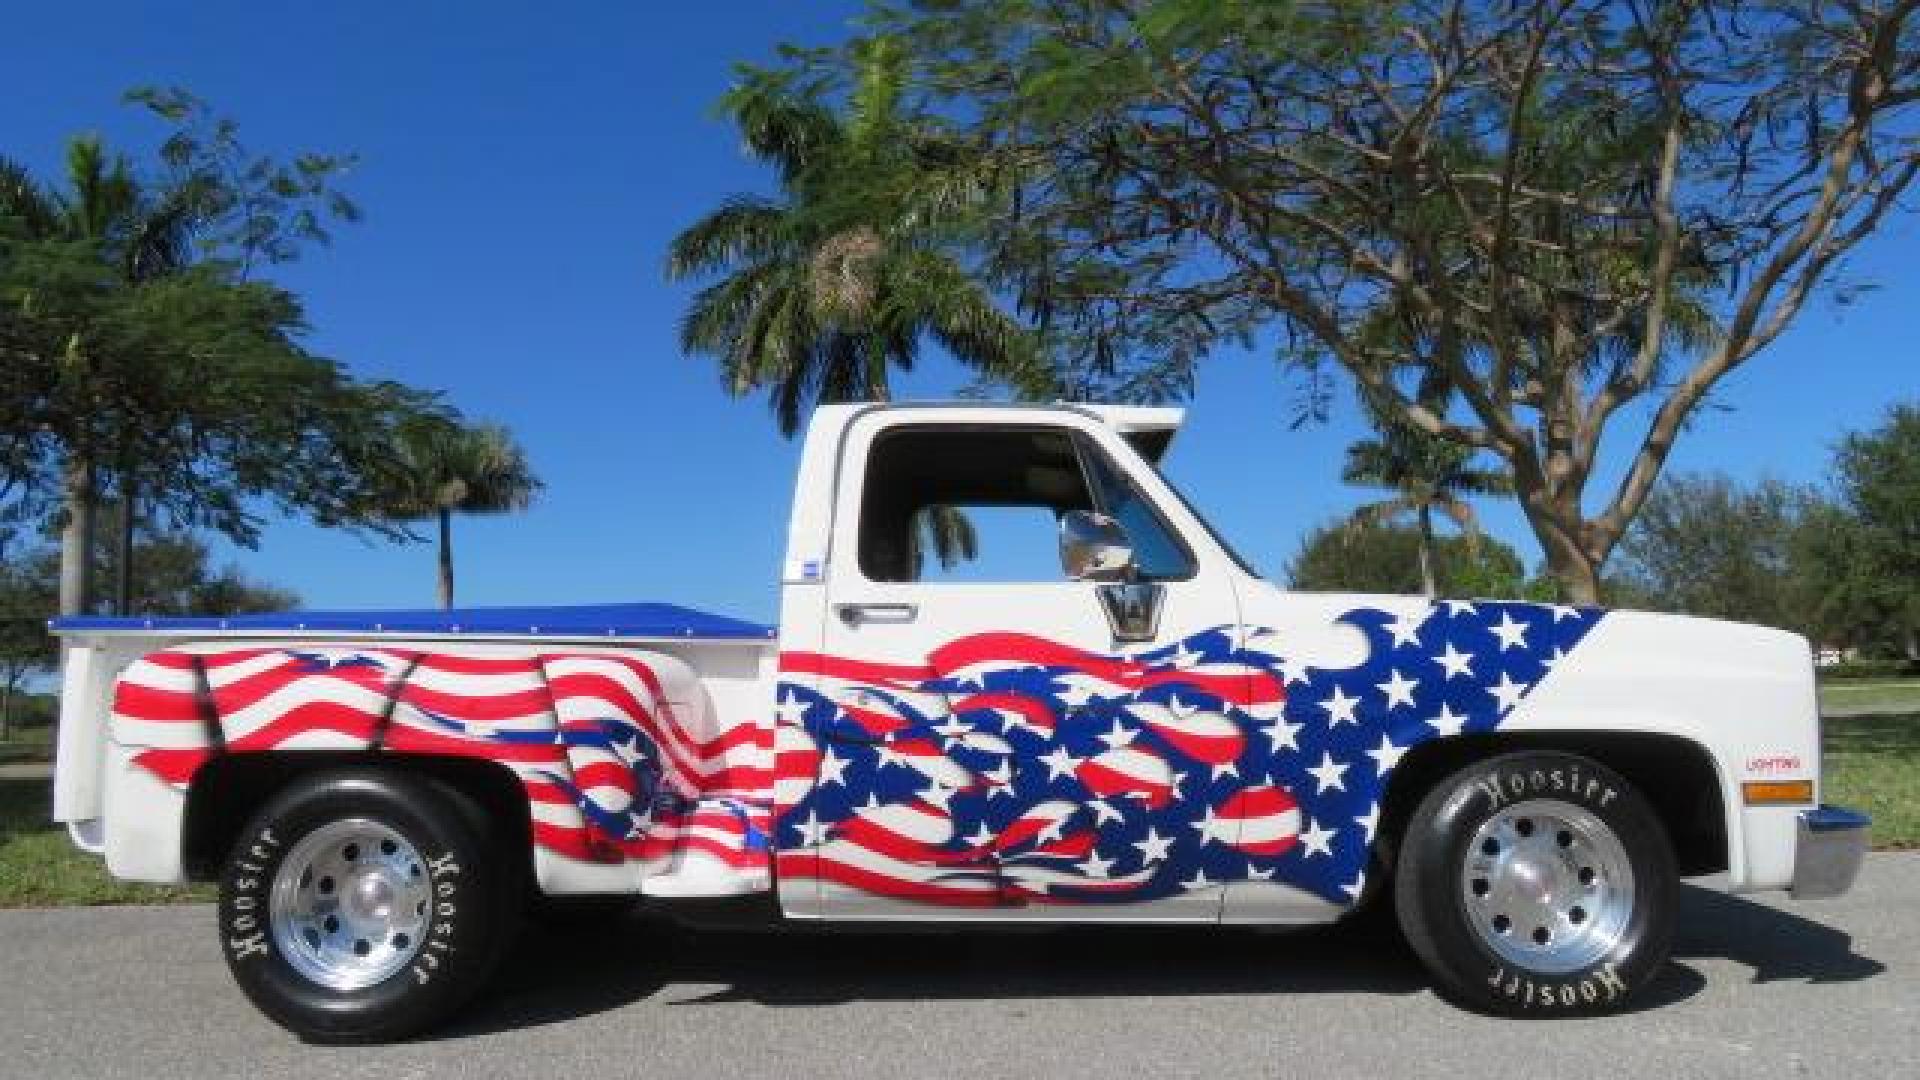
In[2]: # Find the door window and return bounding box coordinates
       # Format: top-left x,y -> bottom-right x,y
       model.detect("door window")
858,426 -> 1095,583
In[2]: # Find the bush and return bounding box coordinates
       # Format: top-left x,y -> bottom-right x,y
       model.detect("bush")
1819,659 -> 1919,682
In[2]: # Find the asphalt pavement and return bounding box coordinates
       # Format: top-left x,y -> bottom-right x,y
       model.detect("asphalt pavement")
0,854 -> 1913,1080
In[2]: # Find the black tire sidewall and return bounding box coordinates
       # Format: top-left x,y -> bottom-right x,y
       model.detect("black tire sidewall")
218,771 -> 505,1042
1396,751 -> 1678,1015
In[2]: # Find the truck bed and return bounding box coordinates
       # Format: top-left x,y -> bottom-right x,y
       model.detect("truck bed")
50,602 -> 781,900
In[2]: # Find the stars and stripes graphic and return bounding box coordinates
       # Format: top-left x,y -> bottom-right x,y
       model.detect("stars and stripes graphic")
773,601 -> 1603,907
105,599 -> 1600,910
110,646 -> 774,883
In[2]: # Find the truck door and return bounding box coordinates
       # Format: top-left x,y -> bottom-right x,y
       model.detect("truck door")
786,411 -> 1255,921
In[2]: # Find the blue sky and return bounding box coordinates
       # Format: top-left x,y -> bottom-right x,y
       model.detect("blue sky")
5,1 -> 1915,623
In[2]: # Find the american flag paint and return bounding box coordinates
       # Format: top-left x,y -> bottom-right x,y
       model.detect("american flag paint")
104,600 -> 1599,908
110,646 -> 774,881
773,601 -> 1603,907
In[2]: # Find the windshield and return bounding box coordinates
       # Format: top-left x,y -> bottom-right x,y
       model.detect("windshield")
1139,452 -> 1264,580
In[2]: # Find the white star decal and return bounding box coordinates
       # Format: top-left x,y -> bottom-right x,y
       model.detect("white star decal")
1548,604 -> 1581,622
773,691 -> 810,728
1190,806 -> 1224,843
1170,643 -> 1201,669
1443,599 -> 1478,615
1133,826 -> 1174,864
817,747 -> 850,787
1428,703 -> 1467,737
1088,798 -> 1124,826
1377,668 -> 1419,710
1307,751 -> 1350,794
1543,647 -> 1567,669
931,715 -> 971,740
965,822 -> 996,848
1356,802 -> 1380,844
1263,714 -> 1303,753
1077,850 -> 1115,878
792,811 -> 831,846
1321,684 -> 1361,726
1367,733 -> 1407,774
1211,759 -> 1240,781
1299,817 -> 1337,858
1096,717 -> 1136,749
1341,870 -> 1368,898
1385,611 -> 1426,648
1039,745 -> 1081,780
1181,868 -> 1212,891
1277,654 -> 1314,686
1246,864 -> 1277,881
1488,672 -> 1531,712
1057,680 -> 1098,710
1490,611 -> 1531,651
1435,641 -> 1475,680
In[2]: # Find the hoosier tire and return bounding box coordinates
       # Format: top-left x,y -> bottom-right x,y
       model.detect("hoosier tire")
217,769 -> 519,1043
1394,751 -> 1678,1016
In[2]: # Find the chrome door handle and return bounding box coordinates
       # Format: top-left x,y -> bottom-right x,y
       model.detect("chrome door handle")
836,603 -> 918,626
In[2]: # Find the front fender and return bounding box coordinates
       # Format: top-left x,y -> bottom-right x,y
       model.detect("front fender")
1504,610 -> 1821,892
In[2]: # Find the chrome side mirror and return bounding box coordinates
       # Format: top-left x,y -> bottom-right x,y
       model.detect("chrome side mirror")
1059,510 -> 1136,582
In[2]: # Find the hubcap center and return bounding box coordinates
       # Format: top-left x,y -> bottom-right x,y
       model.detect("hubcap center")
346,870 -> 397,922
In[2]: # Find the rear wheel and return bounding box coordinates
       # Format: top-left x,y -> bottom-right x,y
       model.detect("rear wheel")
1394,751 -> 1677,1015
218,769 -> 518,1042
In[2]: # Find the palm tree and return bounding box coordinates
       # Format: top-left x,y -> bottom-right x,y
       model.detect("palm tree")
384,419 -> 541,609
0,138 -> 210,616
667,36 -> 1052,435
1341,404 -> 1513,598
670,38 -> 1049,571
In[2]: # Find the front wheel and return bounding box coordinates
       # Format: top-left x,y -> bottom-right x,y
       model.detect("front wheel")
217,769 -> 518,1042
1394,751 -> 1678,1015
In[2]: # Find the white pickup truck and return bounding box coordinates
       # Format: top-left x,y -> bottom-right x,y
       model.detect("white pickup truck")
49,402 -> 1868,1041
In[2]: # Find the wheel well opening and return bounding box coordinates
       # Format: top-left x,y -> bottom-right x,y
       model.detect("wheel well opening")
1377,732 -> 1728,878
182,753 -> 534,882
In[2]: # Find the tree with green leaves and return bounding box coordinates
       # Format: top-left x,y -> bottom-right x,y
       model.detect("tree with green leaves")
1612,472 -> 1822,635
668,37 -> 1053,434
379,417 -> 541,609
1288,519 -> 1535,599
671,40 -> 1058,569
0,90 -> 438,616
771,1 -> 1920,601
1799,403 -> 1920,658
1340,392 -> 1512,596
0,553 -> 57,740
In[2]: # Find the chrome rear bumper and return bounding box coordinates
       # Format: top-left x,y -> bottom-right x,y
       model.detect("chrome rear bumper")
1791,805 -> 1871,899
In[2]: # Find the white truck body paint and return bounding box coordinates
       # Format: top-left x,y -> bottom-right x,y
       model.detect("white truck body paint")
49,402 -> 1849,922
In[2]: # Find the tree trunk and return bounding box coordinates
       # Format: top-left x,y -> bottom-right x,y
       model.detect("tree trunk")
437,508 -> 455,610
57,455 -> 96,618
1540,535 -> 1603,605
1,676 -> 13,743
114,474 -> 136,616
1416,504 -> 1437,598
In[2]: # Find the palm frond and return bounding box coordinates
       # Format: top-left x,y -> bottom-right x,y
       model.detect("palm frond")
665,197 -> 792,281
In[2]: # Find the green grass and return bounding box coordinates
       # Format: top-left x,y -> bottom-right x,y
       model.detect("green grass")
1823,713 -> 1920,850
0,775 -> 212,907
1818,678 -> 1920,717
0,723 -> 54,765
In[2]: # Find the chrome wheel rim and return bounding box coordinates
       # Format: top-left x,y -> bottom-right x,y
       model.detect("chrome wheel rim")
269,819 -> 430,991
1459,798 -> 1635,974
